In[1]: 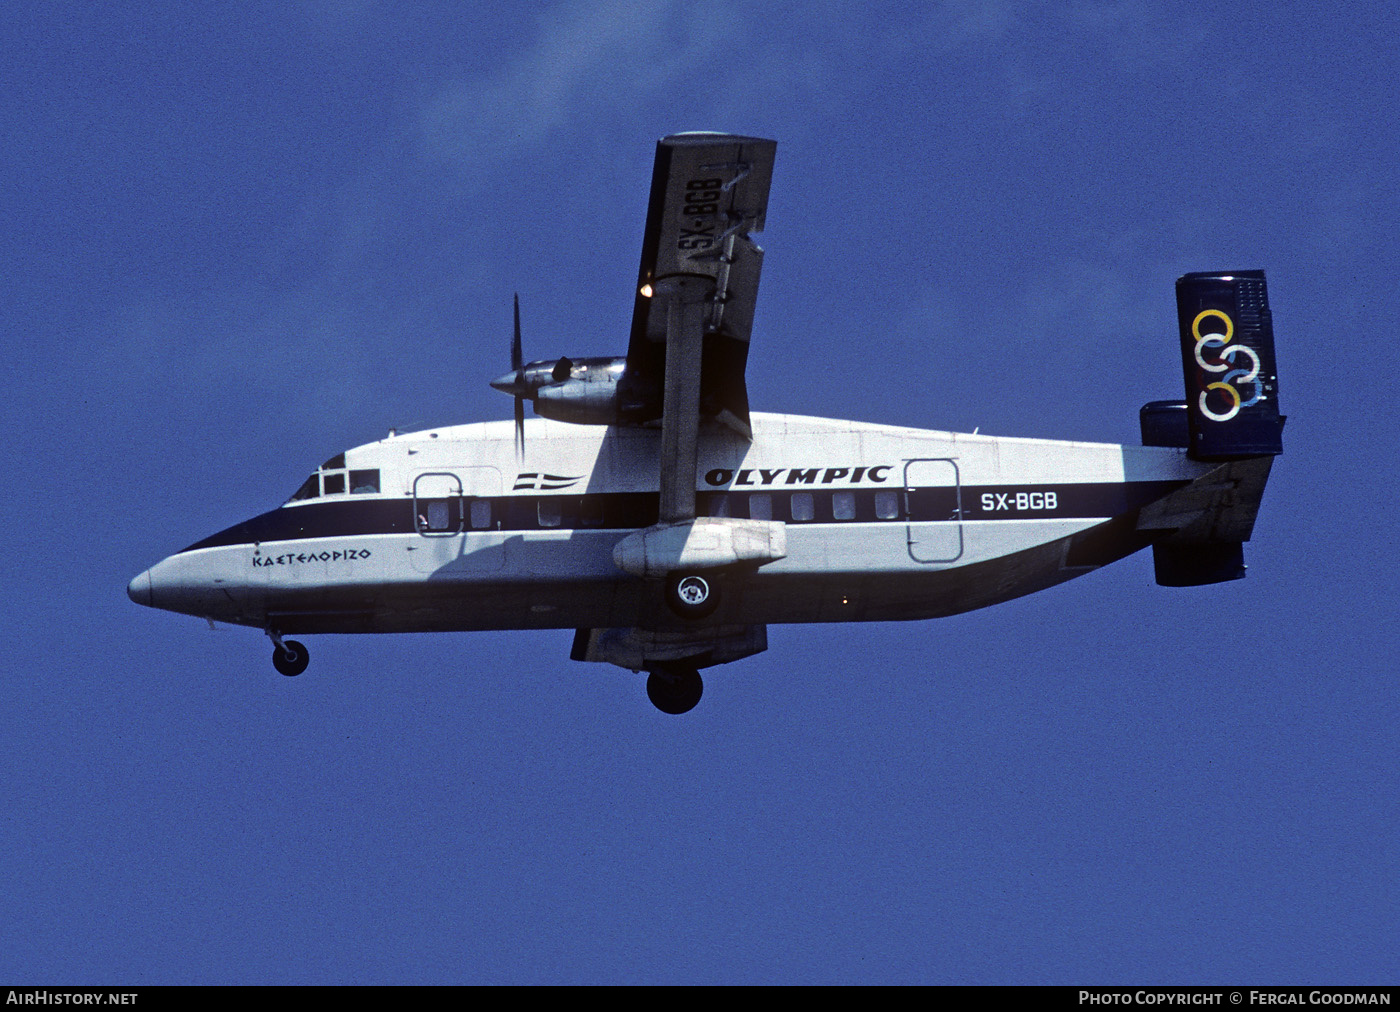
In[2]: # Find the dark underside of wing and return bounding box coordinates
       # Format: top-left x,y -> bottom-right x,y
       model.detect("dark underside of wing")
617,133 -> 776,437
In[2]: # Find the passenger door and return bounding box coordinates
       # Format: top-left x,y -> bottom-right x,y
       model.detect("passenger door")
413,472 -> 463,537
408,468 -> 504,575
904,458 -> 963,563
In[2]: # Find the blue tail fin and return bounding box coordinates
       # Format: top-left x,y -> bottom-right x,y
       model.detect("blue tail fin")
1175,270 -> 1284,460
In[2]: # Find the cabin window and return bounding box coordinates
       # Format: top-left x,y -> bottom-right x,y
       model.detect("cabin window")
790,492 -> 814,522
538,499 -> 562,528
748,493 -> 772,521
423,501 -> 451,531
350,469 -> 380,494
578,497 -> 604,528
470,499 -> 492,529
875,489 -> 900,520
288,474 -> 319,502
322,471 -> 346,495
708,493 -> 731,518
832,490 -> 856,521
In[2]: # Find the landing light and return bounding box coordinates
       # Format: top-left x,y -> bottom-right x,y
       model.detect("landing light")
640,283 -> 653,297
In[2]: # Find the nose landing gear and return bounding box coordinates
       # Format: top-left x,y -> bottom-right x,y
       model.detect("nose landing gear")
266,629 -> 310,677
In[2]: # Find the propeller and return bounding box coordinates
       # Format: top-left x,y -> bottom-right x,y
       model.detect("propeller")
512,294 -> 525,458
488,294 -> 532,459
490,294 -> 569,460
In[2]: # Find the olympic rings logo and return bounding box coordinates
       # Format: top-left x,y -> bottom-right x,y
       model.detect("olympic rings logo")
1192,309 -> 1262,422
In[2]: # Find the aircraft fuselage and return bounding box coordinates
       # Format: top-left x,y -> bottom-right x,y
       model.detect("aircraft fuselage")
129,412 -> 1212,636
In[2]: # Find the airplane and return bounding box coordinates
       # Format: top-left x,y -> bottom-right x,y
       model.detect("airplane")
127,132 -> 1284,714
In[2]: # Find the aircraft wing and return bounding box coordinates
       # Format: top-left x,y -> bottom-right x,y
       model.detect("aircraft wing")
618,133 -> 776,522
619,133 -> 775,436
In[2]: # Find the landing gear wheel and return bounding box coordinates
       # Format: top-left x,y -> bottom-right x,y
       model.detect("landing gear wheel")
272,640 -> 310,677
665,572 -> 720,620
646,665 -> 703,714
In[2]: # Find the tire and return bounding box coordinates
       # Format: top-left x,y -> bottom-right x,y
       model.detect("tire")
272,640 -> 310,677
646,666 -> 703,714
665,572 -> 720,620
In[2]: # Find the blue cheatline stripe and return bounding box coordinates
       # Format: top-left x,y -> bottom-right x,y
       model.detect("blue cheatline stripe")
178,481 -> 1188,553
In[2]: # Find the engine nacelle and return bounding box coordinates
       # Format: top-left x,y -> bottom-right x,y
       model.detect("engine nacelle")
534,358 -> 624,424
491,355 -> 627,425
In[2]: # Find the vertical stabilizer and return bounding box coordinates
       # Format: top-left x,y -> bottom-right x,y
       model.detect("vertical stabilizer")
1175,271 -> 1284,460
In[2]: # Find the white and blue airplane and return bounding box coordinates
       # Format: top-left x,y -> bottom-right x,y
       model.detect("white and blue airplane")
128,133 -> 1284,713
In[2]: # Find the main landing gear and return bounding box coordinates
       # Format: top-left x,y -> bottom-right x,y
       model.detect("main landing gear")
648,571 -> 721,711
646,664 -> 703,714
267,629 -> 309,677
665,571 -> 721,620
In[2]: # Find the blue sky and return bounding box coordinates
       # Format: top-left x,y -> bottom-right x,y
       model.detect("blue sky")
3,1 -> 1397,984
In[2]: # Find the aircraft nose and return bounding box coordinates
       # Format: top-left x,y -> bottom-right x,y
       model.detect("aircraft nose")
127,569 -> 153,607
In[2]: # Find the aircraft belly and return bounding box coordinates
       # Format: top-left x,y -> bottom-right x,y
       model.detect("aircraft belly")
959,518 -> 1105,567
261,576 -> 645,635
733,534 -> 1089,624
773,517 -> 1104,574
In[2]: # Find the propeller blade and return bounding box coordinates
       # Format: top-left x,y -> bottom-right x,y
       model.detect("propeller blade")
514,394 -> 525,459
552,356 -> 573,383
501,293 -> 527,460
512,293 -> 523,373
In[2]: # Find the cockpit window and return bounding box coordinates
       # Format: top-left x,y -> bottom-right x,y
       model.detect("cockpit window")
349,469 -> 380,494
288,474 -> 319,503
288,458 -> 377,502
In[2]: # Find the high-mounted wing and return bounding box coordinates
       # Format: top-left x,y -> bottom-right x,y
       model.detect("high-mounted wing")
618,134 -> 775,437
618,133 -> 776,522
